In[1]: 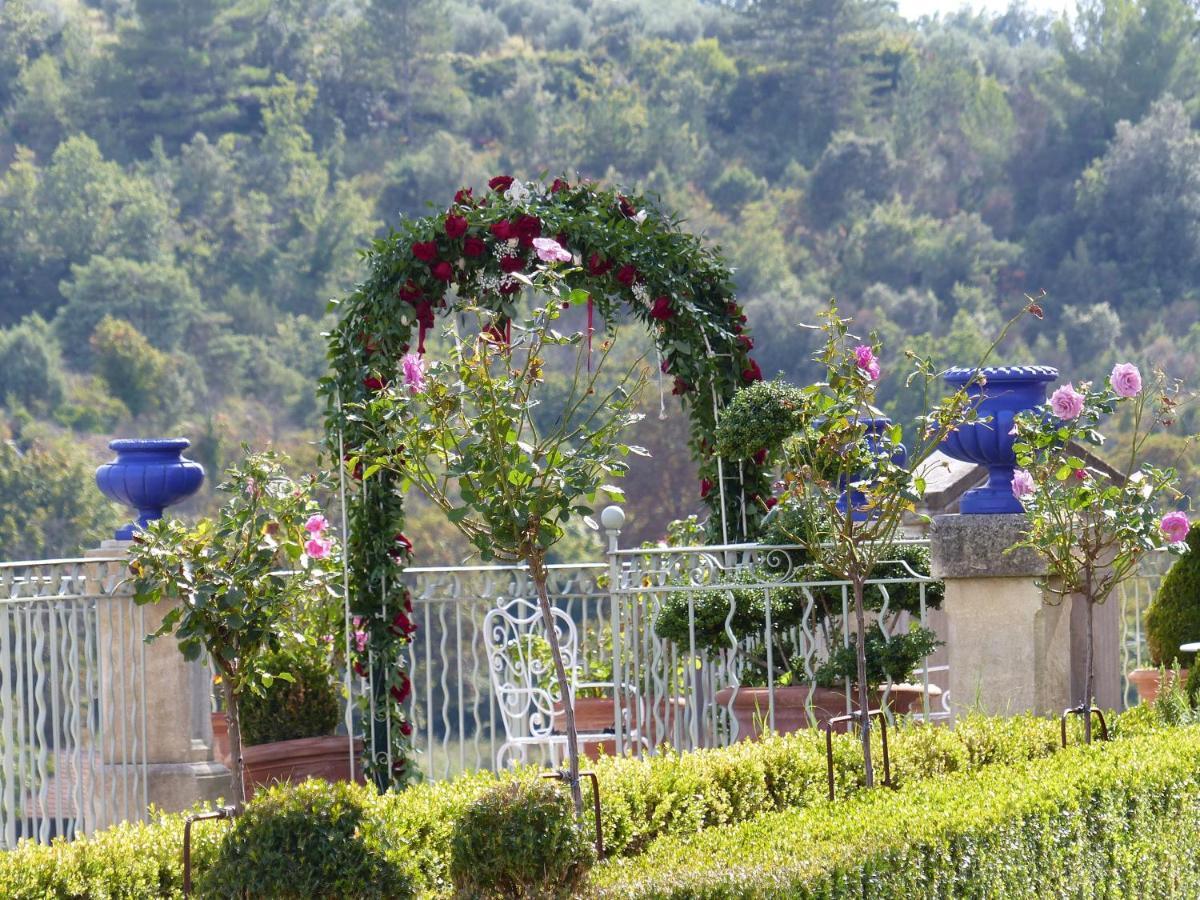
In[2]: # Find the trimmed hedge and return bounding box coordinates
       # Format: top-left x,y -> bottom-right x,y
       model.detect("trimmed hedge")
588,727 -> 1200,898
0,713 -> 1087,898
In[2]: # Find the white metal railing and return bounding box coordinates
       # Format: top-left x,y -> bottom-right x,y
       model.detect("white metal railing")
1119,549 -> 1173,703
0,558 -> 148,847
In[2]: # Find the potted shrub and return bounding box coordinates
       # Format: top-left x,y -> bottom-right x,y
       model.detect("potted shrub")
1130,524 -> 1200,702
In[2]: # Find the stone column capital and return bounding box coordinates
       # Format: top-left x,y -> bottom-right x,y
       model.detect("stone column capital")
929,513 -> 1046,579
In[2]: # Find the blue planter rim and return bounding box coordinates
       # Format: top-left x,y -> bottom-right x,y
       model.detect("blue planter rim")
108,438 -> 191,452
941,365 -> 1058,385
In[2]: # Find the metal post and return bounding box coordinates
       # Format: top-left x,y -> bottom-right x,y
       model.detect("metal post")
601,506 -> 625,757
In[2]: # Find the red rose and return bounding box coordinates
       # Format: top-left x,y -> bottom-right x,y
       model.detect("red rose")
454,187 -> 473,205
726,301 -> 741,316
488,175 -> 514,192
414,300 -> 435,330
463,236 -> 486,257
353,661 -> 368,678
700,478 -> 713,499
649,296 -> 674,321
737,335 -> 754,351
499,281 -> 521,295
344,454 -> 363,481
742,359 -> 763,383
514,214 -> 541,246
616,264 -> 638,286
404,592 -> 413,613
444,214 -> 469,238
618,195 -> 637,218
499,255 -> 524,274
587,253 -> 612,277
412,241 -> 438,262
393,533 -> 413,554
672,377 -> 691,395
431,261 -> 454,282
660,358 -> 670,374
551,178 -> 569,193
753,448 -> 768,465
489,220 -> 514,241
398,280 -> 422,303
390,611 -> 417,637
363,375 -> 387,392
400,720 -> 414,737
391,759 -> 407,773
390,674 -> 412,704
765,497 -> 779,510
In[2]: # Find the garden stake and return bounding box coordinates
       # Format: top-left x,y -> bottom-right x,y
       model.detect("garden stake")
824,709 -> 890,801
1060,705 -> 1109,747
182,806 -> 236,896
543,769 -> 603,856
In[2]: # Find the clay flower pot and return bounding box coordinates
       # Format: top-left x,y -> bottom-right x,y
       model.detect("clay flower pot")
553,696 -> 619,760
242,736 -> 364,799
1128,667 -> 1188,704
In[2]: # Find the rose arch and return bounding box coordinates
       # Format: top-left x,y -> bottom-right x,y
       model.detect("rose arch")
322,176 -> 769,788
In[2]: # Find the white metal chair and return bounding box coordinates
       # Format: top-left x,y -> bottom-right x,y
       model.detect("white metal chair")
482,597 -> 643,769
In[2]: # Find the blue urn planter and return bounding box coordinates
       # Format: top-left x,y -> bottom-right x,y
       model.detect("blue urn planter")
95,439 -> 205,539
836,417 -> 907,521
939,366 -> 1058,514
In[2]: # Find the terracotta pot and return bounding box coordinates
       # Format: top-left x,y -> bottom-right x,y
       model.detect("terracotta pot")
553,697 -> 618,761
211,711 -> 231,769
242,736 -> 364,799
715,682 -> 943,742
1128,667 -> 1188,704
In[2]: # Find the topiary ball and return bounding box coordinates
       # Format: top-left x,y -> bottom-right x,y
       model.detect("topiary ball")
449,778 -> 595,899
1145,523 -> 1200,668
197,779 -> 415,899
240,642 -> 340,746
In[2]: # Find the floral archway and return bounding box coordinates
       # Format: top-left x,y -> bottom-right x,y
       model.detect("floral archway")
323,176 -> 768,788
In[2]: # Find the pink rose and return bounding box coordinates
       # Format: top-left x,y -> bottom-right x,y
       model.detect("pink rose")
402,353 -> 426,394
304,514 -> 328,535
532,237 -> 572,263
1050,383 -> 1085,420
1011,468 -> 1035,500
1110,362 -> 1142,399
854,345 -> 880,381
305,537 -> 332,559
352,630 -> 369,653
1161,511 -> 1190,544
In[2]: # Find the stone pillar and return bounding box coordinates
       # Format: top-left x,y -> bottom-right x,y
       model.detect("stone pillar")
930,514 -> 1073,719
90,540 -> 230,825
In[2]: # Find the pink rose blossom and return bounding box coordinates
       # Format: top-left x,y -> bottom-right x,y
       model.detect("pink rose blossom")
1110,362 -> 1142,399
305,537 -> 332,559
532,237 -> 572,263
352,630 -> 369,653
1161,511 -> 1191,544
1050,383 -> 1085,420
853,345 -> 880,381
402,353 -> 426,394
1011,468 -> 1035,500
304,514 -> 328,534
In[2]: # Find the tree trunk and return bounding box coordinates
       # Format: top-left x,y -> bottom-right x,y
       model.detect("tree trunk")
852,576 -> 875,788
1083,598 -> 1094,744
530,558 -> 584,816
222,676 -> 247,809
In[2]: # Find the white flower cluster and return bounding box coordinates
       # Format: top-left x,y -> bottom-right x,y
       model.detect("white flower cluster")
504,181 -> 531,206
492,241 -> 518,261
476,271 -> 503,294
632,283 -> 649,304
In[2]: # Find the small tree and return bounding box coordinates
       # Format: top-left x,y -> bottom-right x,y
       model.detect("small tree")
1011,365 -> 1191,741
351,254 -> 647,815
716,301 -> 1026,786
129,450 -> 342,807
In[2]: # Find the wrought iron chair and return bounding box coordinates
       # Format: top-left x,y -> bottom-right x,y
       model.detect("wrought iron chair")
482,597 -> 644,769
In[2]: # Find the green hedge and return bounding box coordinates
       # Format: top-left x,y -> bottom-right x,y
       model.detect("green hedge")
0,713 -> 1083,898
589,726 -> 1200,898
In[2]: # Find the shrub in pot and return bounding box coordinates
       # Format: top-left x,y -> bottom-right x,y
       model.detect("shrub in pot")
1133,523 -> 1200,702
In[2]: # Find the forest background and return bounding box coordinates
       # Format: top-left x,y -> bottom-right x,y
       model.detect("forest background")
2,0 -> 1198,562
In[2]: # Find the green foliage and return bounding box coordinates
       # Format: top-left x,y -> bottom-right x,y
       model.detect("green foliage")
198,780 -> 416,900
89,315 -> 176,420
1146,523 -> 1200,666
0,314 -> 65,413
711,378 -> 807,462
588,727 -> 1200,898
239,641 -> 340,747
450,779 -> 596,899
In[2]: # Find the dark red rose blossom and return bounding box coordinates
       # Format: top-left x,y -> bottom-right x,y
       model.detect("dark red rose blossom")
400,720 -> 414,737
363,375 -> 387,392
488,175 -> 514,192
390,677 -> 412,704
404,592 -> 413,613
431,260 -> 454,282
499,281 -> 521,295
587,253 -> 612,277
649,296 -> 674,321
390,611 -> 418,637
393,533 -> 413,554
414,300 -> 435,330
737,335 -> 754,351
444,214 -> 469,238
550,178 -> 569,193
454,187 -> 474,205
699,478 -> 713,499
726,301 -> 741,316
412,241 -> 438,262
489,220 -> 515,241
672,377 -> 691,395
618,195 -> 637,218
616,264 -> 638,286
765,497 -> 779,510
398,280 -> 422,303
463,236 -> 486,257
514,214 -> 541,246
499,255 -> 524,274
353,661 -> 368,678
753,448 -> 768,465
660,357 -> 670,374
343,454 -> 364,481
742,359 -> 763,383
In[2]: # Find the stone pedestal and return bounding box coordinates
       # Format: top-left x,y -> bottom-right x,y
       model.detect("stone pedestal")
930,514 -> 1073,718
90,541 -> 230,823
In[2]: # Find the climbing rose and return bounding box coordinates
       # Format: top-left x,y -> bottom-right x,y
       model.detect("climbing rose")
699,478 -> 712,499
742,359 -> 763,383
352,630 -> 369,653
304,514 -> 328,534
463,236 -> 486,257
391,675 -> 412,703
499,255 -> 524,274
412,241 -> 438,262
489,220 -> 515,240
550,178 -> 569,193
532,237 -> 572,263
1011,468 -> 1035,500
515,214 -> 542,246
399,280 -> 422,303
672,377 -> 691,395
431,261 -> 454,282
402,353 -> 426,394
488,175 -> 514,192
1111,363 -> 1142,399
616,264 -> 638,286
454,187 -> 473,205
649,296 -> 674,320
305,537 -> 332,559
363,375 -> 387,392
1161,511 -> 1191,544
444,214 -> 468,238
587,253 -> 612,277
400,720 -> 414,737
618,196 -> 637,218
1050,383 -> 1085,420
854,345 -> 881,381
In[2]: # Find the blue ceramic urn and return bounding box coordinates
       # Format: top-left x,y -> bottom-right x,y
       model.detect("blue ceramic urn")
939,366 -> 1058,514
836,417 -> 907,521
95,438 -> 205,539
